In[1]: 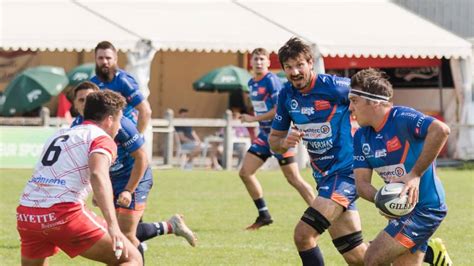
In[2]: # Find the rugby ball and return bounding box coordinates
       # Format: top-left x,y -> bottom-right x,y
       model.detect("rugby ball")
375,183 -> 415,218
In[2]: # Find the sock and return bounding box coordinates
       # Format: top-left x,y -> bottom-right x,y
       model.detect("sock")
155,221 -> 174,235
136,223 -> 159,242
137,243 -> 145,265
298,246 -> 324,266
424,245 -> 434,263
254,198 -> 270,217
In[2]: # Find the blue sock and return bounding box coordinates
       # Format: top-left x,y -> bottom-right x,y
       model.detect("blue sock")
254,198 -> 270,217
136,223 -> 158,242
298,246 -> 324,266
424,245 -> 434,263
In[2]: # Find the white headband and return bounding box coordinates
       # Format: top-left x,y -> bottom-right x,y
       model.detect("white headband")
349,89 -> 390,103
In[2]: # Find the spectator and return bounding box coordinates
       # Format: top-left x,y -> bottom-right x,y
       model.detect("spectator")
175,108 -> 203,169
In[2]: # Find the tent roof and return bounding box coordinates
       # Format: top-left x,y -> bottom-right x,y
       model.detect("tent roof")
1,0 -> 472,59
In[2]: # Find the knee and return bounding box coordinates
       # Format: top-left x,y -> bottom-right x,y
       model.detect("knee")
239,168 -> 250,179
293,225 -> 313,248
284,173 -> 300,186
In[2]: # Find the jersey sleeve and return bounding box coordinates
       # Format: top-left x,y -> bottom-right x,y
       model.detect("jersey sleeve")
353,129 -> 371,169
119,74 -> 145,108
89,135 -> 117,165
117,117 -> 145,153
271,88 -> 291,131
398,108 -> 435,139
268,75 -> 283,105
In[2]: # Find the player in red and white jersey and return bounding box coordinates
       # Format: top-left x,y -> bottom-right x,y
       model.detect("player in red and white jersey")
17,90 -> 142,265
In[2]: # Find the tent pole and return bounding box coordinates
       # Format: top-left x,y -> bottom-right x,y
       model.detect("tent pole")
438,63 -> 444,116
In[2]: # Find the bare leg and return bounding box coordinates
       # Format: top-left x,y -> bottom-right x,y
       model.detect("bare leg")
328,210 -> 367,265
80,233 -> 142,265
279,162 -> 315,205
238,152 -> 266,200
365,230 -> 422,266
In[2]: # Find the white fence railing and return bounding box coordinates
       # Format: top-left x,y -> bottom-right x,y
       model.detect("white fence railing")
2,107 -> 473,168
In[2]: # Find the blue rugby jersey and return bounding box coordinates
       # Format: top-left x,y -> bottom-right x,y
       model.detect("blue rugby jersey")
71,115 -> 151,181
90,69 -> 144,123
353,106 -> 446,208
248,72 -> 282,136
272,74 -> 353,181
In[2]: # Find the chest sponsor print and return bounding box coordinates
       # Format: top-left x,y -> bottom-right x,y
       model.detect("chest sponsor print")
296,122 -> 332,140
374,164 -> 407,182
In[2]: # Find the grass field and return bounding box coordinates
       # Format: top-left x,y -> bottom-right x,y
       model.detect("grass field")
0,168 -> 472,265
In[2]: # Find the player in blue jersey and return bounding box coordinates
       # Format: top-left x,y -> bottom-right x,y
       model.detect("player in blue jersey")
350,68 -> 452,265
239,48 -> 315,230
270,38 -> 367,265
72,82 -> 197,260
92,41 -> 152,134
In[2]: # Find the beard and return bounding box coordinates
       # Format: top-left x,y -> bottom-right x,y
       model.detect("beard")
95,64 -> 117,82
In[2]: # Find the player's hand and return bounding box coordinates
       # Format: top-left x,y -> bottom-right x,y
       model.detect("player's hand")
108,225 -> 128,260
389,172 -> 420,206
240,114 -> 255,123
117,191 -> 132,208
282,128 -> 304,149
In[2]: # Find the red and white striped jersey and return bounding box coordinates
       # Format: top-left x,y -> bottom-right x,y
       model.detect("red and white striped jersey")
20,122 -> 117,208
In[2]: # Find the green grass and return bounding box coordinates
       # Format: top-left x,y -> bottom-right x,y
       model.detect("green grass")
0,168 -> 472,265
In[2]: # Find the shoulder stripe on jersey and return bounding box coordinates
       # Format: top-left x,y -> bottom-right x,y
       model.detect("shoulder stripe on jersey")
89,135 -> 117,164
326,105 -> 338,122
90,149 -> 112,165
400,141 -> 410,164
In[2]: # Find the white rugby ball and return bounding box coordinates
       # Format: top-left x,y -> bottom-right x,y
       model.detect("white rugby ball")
375,183 -> 415,218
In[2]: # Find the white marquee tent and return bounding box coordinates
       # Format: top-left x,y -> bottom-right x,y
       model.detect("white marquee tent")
1,0 -> 472,159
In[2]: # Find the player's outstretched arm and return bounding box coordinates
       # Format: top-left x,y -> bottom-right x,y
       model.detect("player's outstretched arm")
89,153 -> 129,259
354,168 -> 376,203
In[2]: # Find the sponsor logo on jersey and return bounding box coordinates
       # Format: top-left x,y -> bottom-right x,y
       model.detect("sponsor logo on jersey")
306,139 -> 334,154
290,99 -> 299,110
314,100 -> 331,111
386,136 -> 402,152
123,134 -> 140,147
258,87 -> 266,94
374,164 -> 406,182
335,78 -> 350,87
415,116 -> 426,136
400,112 -> 417,119
296,122 -> 332,140
362,143 -> 371,155
251,91 -> 258,97
29,176 -> 66,186
375,149 -> 387,158
301,107 -> 315,115
314,155 -> 334,161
